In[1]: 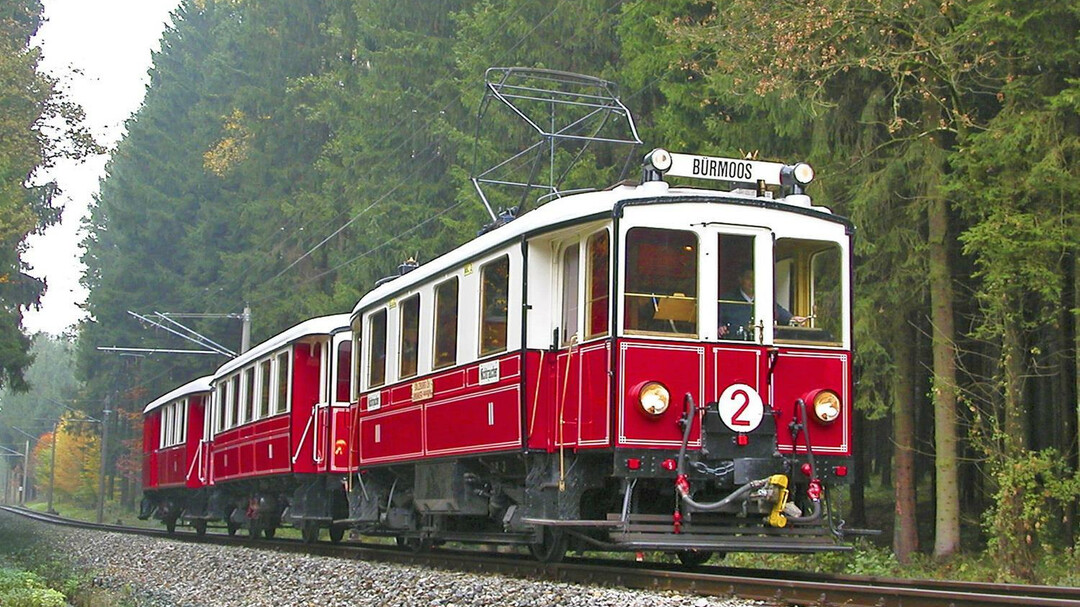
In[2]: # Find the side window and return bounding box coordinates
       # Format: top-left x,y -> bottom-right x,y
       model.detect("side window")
561,244 -> 580,345
216,385 -> 226,432
229,375 -> 240,429
336,340 -> 352,402
811,247 -> 843,340
242,368 -> 255,425
178,400 -> 187,445
275,351 -> 290,414
623,228 -> 698,336
399,294 -> 420,379
433,278 -> 458,369
259,359 -> 271,418
160,404 -> 170,448
479,256 -> 510,355
585,230 -> 609,339
717,234 -> 756,342
351,323 -> 363,398
368,309 -> 388,388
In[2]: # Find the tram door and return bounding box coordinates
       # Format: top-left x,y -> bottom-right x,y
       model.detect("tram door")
553,231 -> 612,450
712,229 -> 773,409
554,242 -> 581,449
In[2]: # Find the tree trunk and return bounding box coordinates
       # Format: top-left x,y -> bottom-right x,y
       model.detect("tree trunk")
927,177 -> 961,559
997,305 -> 1037,581
893,315 -> 919,561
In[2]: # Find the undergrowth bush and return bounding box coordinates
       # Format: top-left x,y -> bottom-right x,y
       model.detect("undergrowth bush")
0,567 -> 67,607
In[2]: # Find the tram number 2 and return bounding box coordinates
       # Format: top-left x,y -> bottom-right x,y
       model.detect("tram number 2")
717,383 -> 764,432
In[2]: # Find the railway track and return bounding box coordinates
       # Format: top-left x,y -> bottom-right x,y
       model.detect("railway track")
3,505 -> 1077,607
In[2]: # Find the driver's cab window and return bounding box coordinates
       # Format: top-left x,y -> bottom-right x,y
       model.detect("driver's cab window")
623,228 -> 697,336
774,238 -> 843,344
717,234 -> 756,342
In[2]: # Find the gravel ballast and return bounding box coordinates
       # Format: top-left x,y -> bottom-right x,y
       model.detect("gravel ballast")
0,511 -> 761,607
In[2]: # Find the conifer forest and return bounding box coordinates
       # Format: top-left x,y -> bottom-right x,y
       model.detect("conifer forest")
1,0 -> 1078,583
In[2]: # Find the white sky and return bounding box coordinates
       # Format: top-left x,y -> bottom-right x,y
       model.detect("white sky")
21,0 -> 180,335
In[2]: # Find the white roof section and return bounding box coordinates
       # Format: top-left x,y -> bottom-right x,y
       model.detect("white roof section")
214,313 -> 351,379
352,179 -> 834,316
143,376 -> 214,414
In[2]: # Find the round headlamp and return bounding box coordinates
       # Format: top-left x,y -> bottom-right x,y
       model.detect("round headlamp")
637,381 -> 670,416
811,390 -> 841,424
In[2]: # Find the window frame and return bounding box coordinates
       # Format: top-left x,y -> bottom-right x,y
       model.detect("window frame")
398,293 -> 420,379
432,277 -> 459,370
367,308 -> 388,388
479,255 -> 510,356
584,229 -> 610,340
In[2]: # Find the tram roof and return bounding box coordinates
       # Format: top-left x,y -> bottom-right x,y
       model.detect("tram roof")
143,375 -> 214,414
214,313 -> 351,379
351,180 -> 842,317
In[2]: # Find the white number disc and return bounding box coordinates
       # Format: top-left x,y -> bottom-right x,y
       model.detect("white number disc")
717,383 -> 764,432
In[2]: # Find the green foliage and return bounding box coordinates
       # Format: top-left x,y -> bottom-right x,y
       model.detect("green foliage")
983,450 -> 1080,567
0,568 -> 67,607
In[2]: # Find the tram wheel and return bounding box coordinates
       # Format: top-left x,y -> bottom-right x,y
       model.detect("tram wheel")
227,520 -> 239,536
193,520 -> 207,537
328,525 -> 345,544
164,517 -> 177,535
263,525 -> 276,539
528,527 -> 568,563
675,549 -> 713,567
301,521 -> 319,544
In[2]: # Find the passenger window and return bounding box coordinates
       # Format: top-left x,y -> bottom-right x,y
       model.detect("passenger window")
561,244 -> 580,346
243,368 -> 255,424
229,375 -> 240,429
368,309 -> 387,387
399,295 -> 420,379
259,359 -> 271,418
336,340 -> 352,402
433,278 -> 458,369
717,234 -> 755,342
351,325 -> 363,399
216,385 -> 226,432
275,351 -> 290,414
624,228 -> 698,336
480,256 -> 510,355
585,230 -> 609,339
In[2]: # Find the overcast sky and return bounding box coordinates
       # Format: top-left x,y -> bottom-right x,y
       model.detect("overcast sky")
21,0 -> 180,335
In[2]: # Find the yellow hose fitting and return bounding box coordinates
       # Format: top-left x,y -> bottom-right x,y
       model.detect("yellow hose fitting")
766,474 -> 790,528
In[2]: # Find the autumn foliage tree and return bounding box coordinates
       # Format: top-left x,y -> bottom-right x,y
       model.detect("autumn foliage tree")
32,414 -> 100,507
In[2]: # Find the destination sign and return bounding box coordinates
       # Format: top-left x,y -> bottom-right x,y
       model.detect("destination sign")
667,153 -> 785,186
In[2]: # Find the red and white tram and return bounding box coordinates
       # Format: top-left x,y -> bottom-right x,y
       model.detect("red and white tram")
141,148 -> 853,564
141,314 -> 353,540
341,149 -> 853,562
141,375 -> 212,533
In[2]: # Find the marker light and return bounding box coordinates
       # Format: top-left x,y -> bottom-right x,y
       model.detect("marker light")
644,148 -> 673,173
811,390 -> 841,424
636,381 -> 670,416
626,458 -> 642,470
780,162 -> 815,187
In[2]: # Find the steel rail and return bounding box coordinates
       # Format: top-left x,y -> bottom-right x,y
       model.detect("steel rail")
2,506 -> 1076,607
